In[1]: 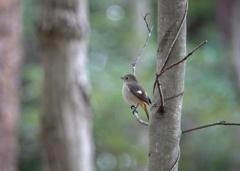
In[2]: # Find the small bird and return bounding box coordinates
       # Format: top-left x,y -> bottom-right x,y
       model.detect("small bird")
121,74 -> 151,120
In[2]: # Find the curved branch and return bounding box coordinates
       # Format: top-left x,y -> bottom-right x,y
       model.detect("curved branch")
169,146 -> 180,171
132,111 -> 149,126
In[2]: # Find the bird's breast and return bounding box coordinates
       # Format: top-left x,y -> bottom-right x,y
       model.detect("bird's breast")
122,84 -> 139,105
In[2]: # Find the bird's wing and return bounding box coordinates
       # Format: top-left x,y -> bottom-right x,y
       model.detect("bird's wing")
127,83 -> 151,105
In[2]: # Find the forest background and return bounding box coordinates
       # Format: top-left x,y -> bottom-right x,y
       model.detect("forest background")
18,0 -> 240,170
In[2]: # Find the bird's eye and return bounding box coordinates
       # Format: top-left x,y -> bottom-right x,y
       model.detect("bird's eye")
126,77 -> 128,80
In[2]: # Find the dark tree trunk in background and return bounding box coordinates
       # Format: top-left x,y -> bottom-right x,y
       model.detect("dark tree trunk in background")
216,0 -> 235,43
0,0 -> 22,171
38,0 -> 94,171
216,0 -> 240,100
148,0 -> 186,170
231,0 -> 240,99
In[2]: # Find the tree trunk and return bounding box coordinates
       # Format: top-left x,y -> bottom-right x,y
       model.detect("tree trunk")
231,0 -> 240,99
0,1 -> 22,171
38,0 -> 94,171
148,0 -> 186,171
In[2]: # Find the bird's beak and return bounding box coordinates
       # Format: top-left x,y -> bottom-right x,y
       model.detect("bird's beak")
120,77 -> 124,80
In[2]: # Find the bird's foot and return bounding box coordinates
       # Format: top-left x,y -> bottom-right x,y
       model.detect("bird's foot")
131,105 -> 138,114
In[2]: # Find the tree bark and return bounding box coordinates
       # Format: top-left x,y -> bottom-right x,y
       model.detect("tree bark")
38,0 -> 94,171
148,0 -> 186,171
0,1 -> 22,171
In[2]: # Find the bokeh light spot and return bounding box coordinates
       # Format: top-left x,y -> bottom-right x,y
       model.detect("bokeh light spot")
106,5 -> 125,21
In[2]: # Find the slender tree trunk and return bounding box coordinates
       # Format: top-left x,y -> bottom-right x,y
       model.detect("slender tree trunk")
38,0 -> 94,171
149,0 -> 186,171
0,1 -> 22,171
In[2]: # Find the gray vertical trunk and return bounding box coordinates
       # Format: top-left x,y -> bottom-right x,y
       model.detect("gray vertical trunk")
38,0 -> 94,171
0,1 -> 22,171
149,0 -> 186,171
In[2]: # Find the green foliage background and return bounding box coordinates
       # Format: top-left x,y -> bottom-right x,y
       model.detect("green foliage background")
20,0 -> 240,170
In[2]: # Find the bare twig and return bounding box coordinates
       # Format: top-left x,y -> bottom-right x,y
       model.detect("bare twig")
182,120 -> 240,134
142,13 -> 151,32
132,110 -> 149,126
131,105 -> 149,126
129,118 -> 240,129
156,78 -> 164,111
153,40 -> 207,94
132,14 -> 153,75
159,40 -> 208,77
158,1 -> 188,72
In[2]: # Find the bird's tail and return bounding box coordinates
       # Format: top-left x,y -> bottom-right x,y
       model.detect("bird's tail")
140,103 -> 149,120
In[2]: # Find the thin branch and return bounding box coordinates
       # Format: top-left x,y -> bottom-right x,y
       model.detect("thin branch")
164,91 -> 184,102
132,14 -> 153,75
158,1 -> 188,72
142,13 -> 151,32
132,26 -> 153,75
182,120 -> 240,134
131,105 -> 149,126
169,146 -> 180,171
153,40 -> 207,93
156,78 -> 164,111
132,110 -> 149,126
159,40 -> 208,77
129,118 -> 240,129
